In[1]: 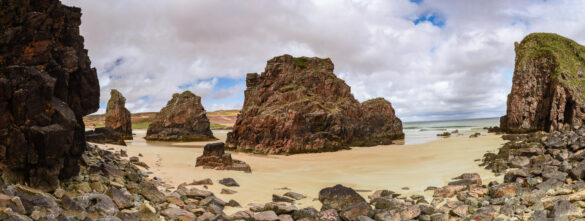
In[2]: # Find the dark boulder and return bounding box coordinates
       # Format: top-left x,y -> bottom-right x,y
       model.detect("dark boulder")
85,127 -> 126,146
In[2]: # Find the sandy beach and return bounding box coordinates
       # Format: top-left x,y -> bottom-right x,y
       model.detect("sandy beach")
96,130 -> 504,214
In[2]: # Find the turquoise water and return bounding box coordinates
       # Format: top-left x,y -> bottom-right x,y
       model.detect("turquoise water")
402,117 -> 500,145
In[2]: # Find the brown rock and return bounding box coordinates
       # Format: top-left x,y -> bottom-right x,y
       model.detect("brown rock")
85,126 -> 126,146
319,184 -> 367,211
226,55 -> 403,154
0,0 -> 100,192
146,91 -> 216,141
195,142 -> 251,172
501,33 -> 585,132
105,89 -> 132,139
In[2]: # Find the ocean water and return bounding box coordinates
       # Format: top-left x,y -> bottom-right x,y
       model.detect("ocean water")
403,117 -> 500,145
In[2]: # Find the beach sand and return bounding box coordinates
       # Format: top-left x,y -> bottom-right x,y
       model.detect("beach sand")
98,130 -> 504,214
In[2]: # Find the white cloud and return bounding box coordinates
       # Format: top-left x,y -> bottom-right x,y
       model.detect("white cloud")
63,0 -> 585,121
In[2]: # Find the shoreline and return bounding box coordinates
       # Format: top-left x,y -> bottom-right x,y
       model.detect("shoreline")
98,130 -> 504,214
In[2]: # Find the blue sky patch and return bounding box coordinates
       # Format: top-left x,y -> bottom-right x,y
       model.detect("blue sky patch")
413,13 -> 445,27
410,0 -> 423,4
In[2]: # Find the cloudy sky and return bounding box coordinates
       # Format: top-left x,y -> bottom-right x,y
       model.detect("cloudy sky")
63,0 -> 585,122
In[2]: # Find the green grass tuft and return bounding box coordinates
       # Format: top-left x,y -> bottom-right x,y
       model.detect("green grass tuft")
294,57 -> 309,69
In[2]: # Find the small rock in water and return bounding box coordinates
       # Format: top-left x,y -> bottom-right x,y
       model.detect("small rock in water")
139,153 -> 143,157
402,187 -> 410,190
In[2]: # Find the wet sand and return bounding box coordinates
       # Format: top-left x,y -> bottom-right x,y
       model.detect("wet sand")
99,130 -> 504,214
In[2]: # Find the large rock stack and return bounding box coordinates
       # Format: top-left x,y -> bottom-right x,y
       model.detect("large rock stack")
501,33 -> 585,133
146,91 -> 216,141
0,0 -> 100,191
226,55 -> 404,154
105,89 -> 132,139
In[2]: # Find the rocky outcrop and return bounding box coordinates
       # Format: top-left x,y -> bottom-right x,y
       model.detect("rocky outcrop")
501,33 -> 585,133
0,0 -> 100,191
195,143 -> 251,173
85,127 -> 126,146
145,91 -> 216,141
105,89 -> 132,139
226,55 -> 404,154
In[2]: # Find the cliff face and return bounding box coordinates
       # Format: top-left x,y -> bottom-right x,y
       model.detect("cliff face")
146,91 -> 216,141
501,33 -> 585,133
0,0 -> 100,191
226,55 -> 404,154
105,89 -> 132,139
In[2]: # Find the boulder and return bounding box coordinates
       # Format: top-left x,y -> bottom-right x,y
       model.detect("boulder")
219,178 -> 240,187
195,142 -> 252,172
319,184 -> 367,211
146,91 -> 216,141
105,89 -> 132,139
501,33 -> 585,132
0,0 -> 100,192
226,55 -> 403,154
85,127 -> 126,146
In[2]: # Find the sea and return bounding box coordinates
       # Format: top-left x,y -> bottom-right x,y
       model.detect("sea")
403,117 -> 500,145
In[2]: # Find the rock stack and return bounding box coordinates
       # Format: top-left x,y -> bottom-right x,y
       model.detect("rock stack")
146,91 -> 216,141
105,89 -> 133,140
195,142 -> 252,173
226,54 -> 404,154
501,33 -> 585,133
0,0 -> 100,191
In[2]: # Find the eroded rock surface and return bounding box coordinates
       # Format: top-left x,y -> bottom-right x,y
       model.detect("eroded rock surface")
105,89 -> 132,139
0,0 -> 100,191
146,91 -> 216,141
226,55 -> 403,154
501,33 -> 585,132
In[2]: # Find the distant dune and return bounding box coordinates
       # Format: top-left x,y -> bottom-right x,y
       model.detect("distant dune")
84,110 -> 238,129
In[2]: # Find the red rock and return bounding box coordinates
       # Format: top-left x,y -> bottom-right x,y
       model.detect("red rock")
433,185 -> 467,198
0,0 -> 100,191
226,55 -> 403,154
105,89 -> 132,139
501,33 -> 585,132
195,142 -> 251,173
146,91 -> 216,141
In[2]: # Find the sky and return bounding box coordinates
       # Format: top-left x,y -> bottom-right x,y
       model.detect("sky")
62,0 -> 585,122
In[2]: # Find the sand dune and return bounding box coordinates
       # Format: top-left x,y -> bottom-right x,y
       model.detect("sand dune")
99,130 -> 504,214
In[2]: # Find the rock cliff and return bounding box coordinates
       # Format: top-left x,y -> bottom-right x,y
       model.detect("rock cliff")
501,33 -> 585,133
105,89 -> 132,139
0,0 -> 100,191
146,91 -> 216,141
226,55 -> 404,154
